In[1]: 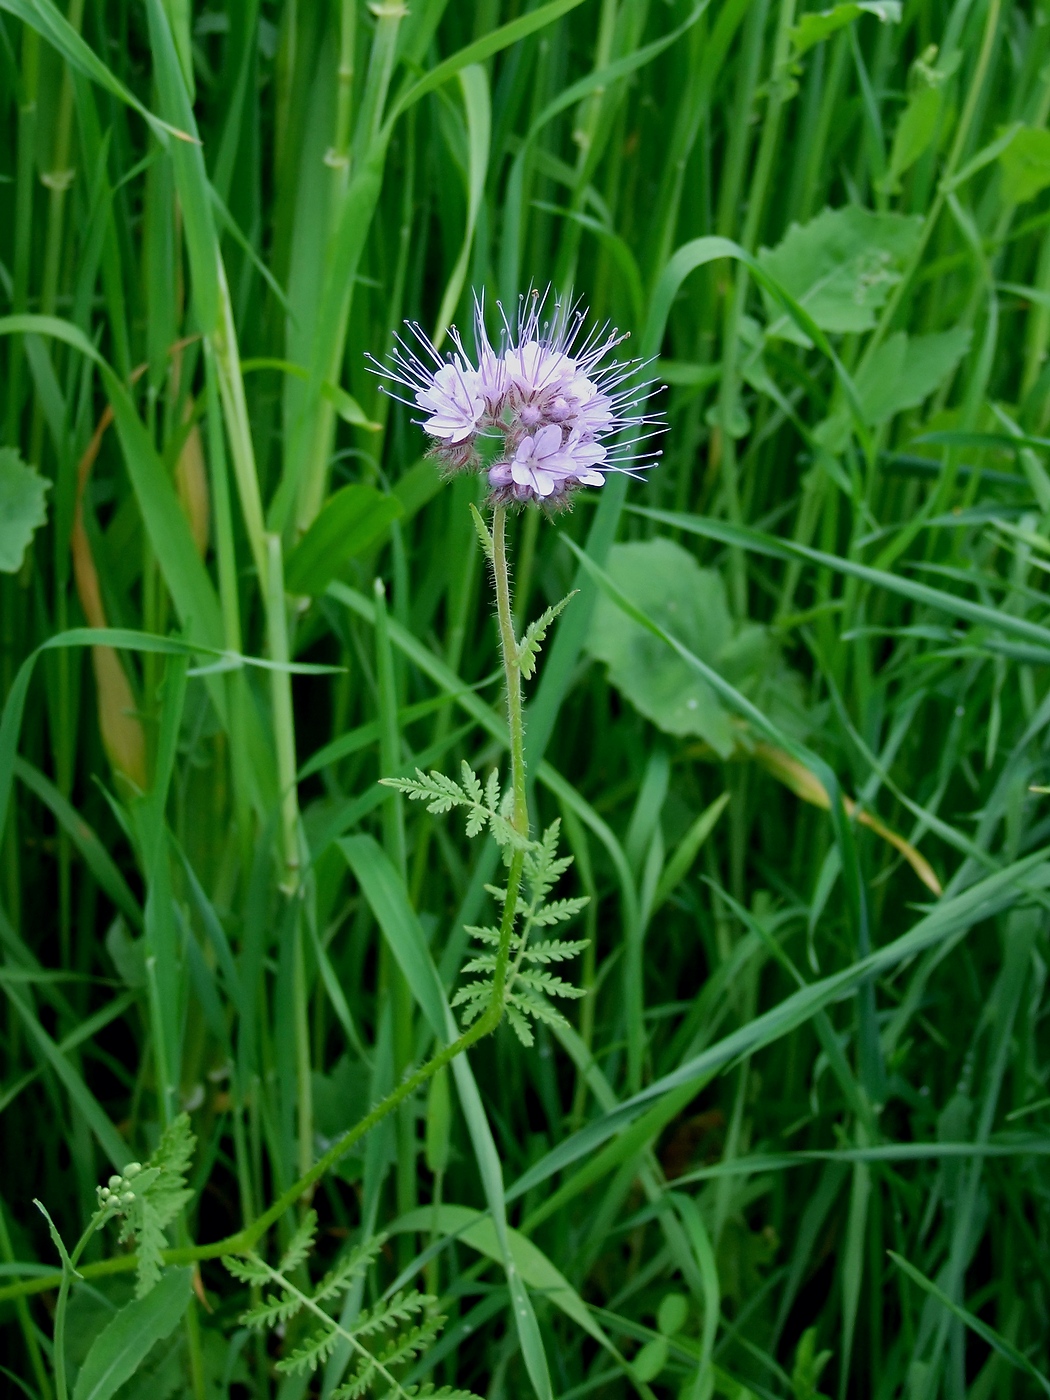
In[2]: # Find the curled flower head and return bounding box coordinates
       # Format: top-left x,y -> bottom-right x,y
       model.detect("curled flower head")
370,289 -> 662,508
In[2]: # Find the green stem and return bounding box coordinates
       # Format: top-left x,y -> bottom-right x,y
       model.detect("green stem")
50,1209 -> 108,1400
488,503 -> 530,1007
491,505 -> 528,839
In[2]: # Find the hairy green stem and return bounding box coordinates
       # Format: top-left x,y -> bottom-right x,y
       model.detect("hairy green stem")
489,503 -> 530,1007
491,505 -> 528,839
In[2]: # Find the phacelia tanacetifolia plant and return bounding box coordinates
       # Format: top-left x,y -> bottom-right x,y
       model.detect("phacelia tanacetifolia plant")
34,291 -> 662,1400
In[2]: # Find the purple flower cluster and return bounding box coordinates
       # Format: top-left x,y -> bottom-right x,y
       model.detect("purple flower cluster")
371,292 -> 661,507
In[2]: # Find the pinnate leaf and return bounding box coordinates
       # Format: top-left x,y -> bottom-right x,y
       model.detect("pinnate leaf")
518,591 -> 578,679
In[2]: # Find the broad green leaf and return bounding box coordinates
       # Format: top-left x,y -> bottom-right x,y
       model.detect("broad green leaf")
815,327 -> 971,449
106,918 -> 147,989
757,206 -> 923,344
325,382 -> 382,430
998,125 -> 1050,205
585,539 -> 807,758
790,1 -> 900,56
861,328 -> 971,423
0,448 -> 49,573
71,1268 -> 192,1400
658,359 -> 723,390
284,485 -> 403,597
392,459 -> 443,520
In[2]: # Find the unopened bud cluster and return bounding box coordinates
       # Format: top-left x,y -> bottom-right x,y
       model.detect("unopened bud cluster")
96,1161 -> 142,1212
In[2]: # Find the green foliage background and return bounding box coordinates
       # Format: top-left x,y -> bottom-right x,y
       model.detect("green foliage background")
2,0 -> 1050,1396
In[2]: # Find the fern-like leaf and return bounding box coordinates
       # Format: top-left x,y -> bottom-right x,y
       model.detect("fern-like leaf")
314,1233 -> 387,1305
241,1291 -> 303,1331
130,1201 -> 168,1299
450,982 -> 493,1019
505,1003 -> 535,1046
351,1290 -> 434,1340
460,953 -> 498,976
510,988 -> 573,1028
469,502 -> 494,560
518,591 -> 577,680
337,1356 -> 379,1400
222,1231 -> 463,1400
459,762 -> 483,805
484,768 -> 501,816
148,1115 -> 195,1222
222,1253 -> 271,1286
383,769 -> 463,813
280,1209 -> 318,1275
482,885 -> 526,915
276,1325 -> 342,1375
373,1317 -> 444,1369
462,923 -> 502,946
516,968 -> 587,999
522,938 -> 590,964
382,767 -> 526,849
529,896 -> 590,927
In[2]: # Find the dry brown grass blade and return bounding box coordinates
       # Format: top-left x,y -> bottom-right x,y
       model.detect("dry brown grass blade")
71,399 -> 148,795
171,348 -> 210,557
70,341 -> 208,794
752,742 -> 942,896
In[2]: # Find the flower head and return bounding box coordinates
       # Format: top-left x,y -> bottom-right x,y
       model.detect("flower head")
370,289 -> 662,507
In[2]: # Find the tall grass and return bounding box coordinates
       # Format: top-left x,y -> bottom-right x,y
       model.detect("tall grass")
2,0 -> 1050,1396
